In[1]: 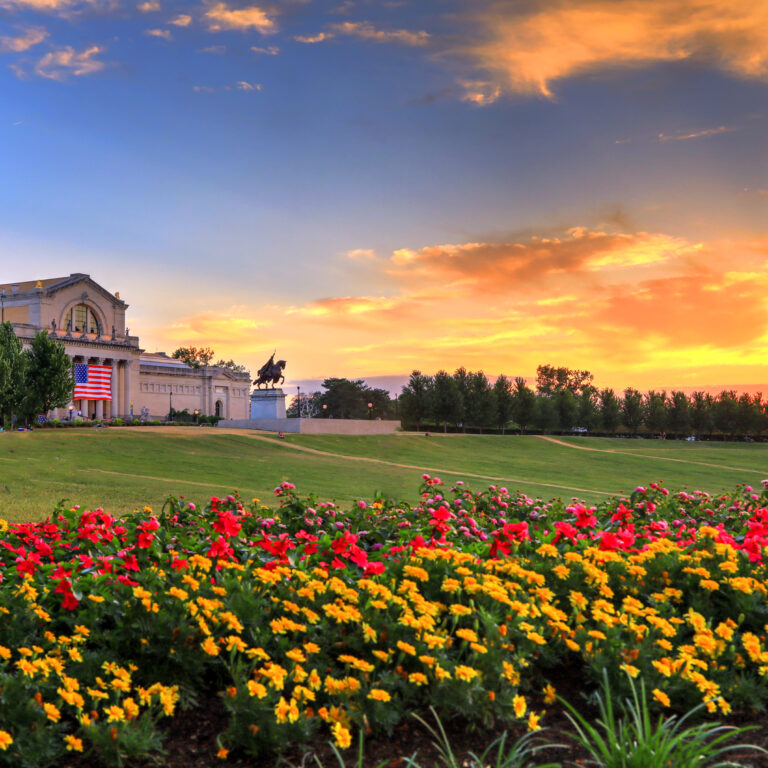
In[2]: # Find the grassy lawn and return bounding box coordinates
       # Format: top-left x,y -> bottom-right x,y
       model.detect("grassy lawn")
1,427 -> 766,522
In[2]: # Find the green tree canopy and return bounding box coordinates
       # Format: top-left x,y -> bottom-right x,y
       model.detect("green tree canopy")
22,331 -> 74,420
0,322 -> 26,428
172,346 -> 215,369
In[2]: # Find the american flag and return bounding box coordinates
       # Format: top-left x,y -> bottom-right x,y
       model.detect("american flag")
73,364 -> 112,401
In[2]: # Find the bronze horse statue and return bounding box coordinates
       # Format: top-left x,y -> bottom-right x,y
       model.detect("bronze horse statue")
253,353 -> 286,389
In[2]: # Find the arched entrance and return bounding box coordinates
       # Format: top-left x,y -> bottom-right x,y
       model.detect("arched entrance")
215,400 -> 223,418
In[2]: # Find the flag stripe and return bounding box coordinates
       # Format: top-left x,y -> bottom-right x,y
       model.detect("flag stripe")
73,364 -> 112,401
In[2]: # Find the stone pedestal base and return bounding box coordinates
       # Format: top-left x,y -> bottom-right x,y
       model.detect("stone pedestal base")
250,388 -> 286,419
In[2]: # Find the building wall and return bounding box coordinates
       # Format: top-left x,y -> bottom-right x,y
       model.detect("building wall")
4,274 -> 251,420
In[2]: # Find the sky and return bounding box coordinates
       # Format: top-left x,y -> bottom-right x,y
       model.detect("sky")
1,0 -> 767,395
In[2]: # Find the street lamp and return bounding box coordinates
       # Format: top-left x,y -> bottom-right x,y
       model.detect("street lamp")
194,409 -> 199,424
368,402 -> 373,419
169,389 -> 173,422
297,386 -> 301,419
322,404 -> 328,418
68,405 -> 74,422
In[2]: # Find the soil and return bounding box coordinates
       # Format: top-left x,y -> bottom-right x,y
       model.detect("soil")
60,671 -> 768,768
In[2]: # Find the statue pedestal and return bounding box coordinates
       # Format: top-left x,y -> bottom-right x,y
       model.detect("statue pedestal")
250,389 -> 286,419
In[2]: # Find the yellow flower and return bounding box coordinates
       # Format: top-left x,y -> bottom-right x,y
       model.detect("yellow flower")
216,747 -> 229,759
652,689 -> 670,707
0,731 -> 12,750
455,628 -> 478,643
397,641 -> 416,656
449,605 -> 472,616
455,665 -> 479,682
368,688 -> 391,702
201,637 -> 220,656
332,722 -> 352,749
64,734 -> 84,752
513,695 -> 527,718
43,703 -> 61,722
408,672 -> 428,686
620,664 -> 640,678
543,684 -> 557,705
106,705 -> 126,722
527,711 -> 542,731
247,680 -> 267,698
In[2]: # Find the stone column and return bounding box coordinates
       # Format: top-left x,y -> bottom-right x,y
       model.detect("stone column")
124,361 -> 132,418
110,362 -> 119,418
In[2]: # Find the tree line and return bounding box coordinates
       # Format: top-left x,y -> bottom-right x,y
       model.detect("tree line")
398,364 -> 768,438
0,322 -> 73,428
287,378 -> 396,420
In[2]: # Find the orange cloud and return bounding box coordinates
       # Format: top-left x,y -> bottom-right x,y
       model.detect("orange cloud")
295,32 -> 333,43
457,0 -> 768,99
169,13 -> 191,26
658,125 -> 733,142
205,2 -> 275,33
145,28 -> 172,40
0,26 -> 47,52
331,21 -> 429,46
33,44 -> 105,79
387,229 -> 699,291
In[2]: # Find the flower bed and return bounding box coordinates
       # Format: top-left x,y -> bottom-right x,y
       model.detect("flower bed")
1,478 -> 768,766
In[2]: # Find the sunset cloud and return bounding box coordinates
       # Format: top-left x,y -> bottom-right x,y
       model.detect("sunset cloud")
0,26 -> 47,52
169,13 -> 191,26
137,0 -> 159,11
657,125 -> 733,142
145,28 -> 172,40
457,0 -> 768,99
205,2 -> 275,33
0,0 -> 107,13
33,44 -> 105,79
331,21 -> 429,46
294,32 -> 333,43
386,229 -> 700,291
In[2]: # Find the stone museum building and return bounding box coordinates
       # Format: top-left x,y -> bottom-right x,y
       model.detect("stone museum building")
1,273 -> 251,420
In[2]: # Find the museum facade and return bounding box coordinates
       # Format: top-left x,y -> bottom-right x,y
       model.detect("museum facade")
2,273 -> 251,421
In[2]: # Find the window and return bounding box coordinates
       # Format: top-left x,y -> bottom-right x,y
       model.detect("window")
70,303 -> 100,334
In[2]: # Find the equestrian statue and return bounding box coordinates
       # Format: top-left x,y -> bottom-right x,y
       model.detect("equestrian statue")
253,351 -> 286,389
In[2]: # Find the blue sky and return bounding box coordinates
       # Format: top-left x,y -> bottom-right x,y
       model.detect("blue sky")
2,0 -> 768,392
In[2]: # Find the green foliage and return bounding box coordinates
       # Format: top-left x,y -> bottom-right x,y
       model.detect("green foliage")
0,321 -> 25,429
535,365 -> 594,397
403,708 -> 561,768
431,370 -> 463,430
512,378 -> 537,433
400,371 -> 433,428
21,331 -> 74,421
493,374 -> 515,433
621,388 -> 644,432
563,671 -> 765,768
171,346 -> 215,369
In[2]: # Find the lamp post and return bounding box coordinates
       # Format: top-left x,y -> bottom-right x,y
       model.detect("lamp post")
194,409 -> 199,425
68,405 -> 74,422
368,402 -> 373,420
322,404 -> 328,418
297,386 -> 301,419
169,390 -> 173,422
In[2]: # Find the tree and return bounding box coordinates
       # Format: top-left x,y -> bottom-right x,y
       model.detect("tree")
22,331 -> 74,420
287,391 -> 322,418
493,375 -> 514,433
452,367 -> 471,431
666,391 -> 691,437
0,322 -> 25,428
319,378 -> 369,419
714,391 -> 738,438
172,346 -> 215,369
554,388 -> 578,431
465,371 -> 497,432
431,371 -> 463,432
690,391 -> 714,437
214,358 -> 248,373
535,364 -> 594,396
621,388 -> 644,433
598,388 -> 621,433
734,392 -> 759,436
534,396 -> 558,433
644,390 -> 668,435
511,377 -> 537,433
399,371 -> 433,429
576,386 -> 600,431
